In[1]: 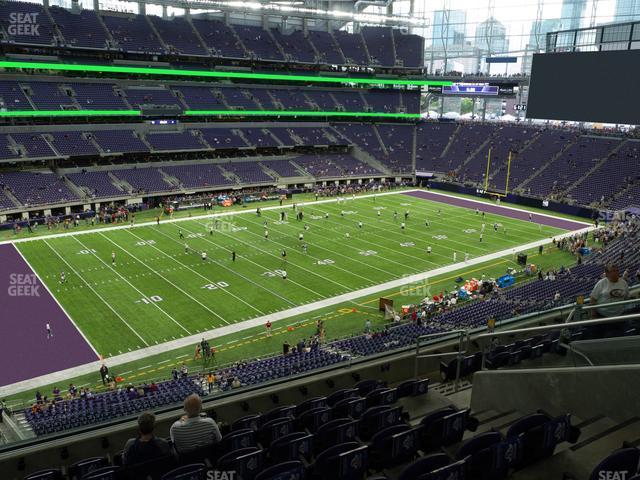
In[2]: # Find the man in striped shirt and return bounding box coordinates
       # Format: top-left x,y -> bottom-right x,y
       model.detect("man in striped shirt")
169,394 -> 222,453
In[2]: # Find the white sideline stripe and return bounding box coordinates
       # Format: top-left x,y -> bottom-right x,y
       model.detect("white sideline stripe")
12,244 -> 100,358
0,223 -> 593,398
0,190 -> 407,246
0,188 -> 590,248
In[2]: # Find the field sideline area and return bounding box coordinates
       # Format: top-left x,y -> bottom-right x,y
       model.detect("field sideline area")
0,189 -> 590,401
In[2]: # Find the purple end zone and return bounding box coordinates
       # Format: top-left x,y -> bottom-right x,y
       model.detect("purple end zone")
403,191 -> 589,231
0,244 -> 98,388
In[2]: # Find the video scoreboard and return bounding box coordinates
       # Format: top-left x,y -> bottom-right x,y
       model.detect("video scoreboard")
428,82 -> 516,96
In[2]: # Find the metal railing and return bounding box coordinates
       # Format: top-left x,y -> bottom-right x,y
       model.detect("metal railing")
474,297 -> 640,370
414,329 -> 470,392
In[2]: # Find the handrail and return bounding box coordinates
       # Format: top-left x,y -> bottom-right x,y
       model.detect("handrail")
577,297 -> 640,311
414,329 -> 470,392
475,312 -> 640,345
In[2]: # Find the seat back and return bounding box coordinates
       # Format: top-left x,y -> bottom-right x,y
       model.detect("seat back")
332,397 -> 366,419
232,414 -> 262,432
314,443 -> 368,480
370,425 -> 420,469
326,389 -> 359,407
123,455 -> 176,480
360,405 -> 403,440
258,417 -> 294,446
221,428 -> 256,451
69,457 -> 109,480
24,469 -> 63,480
297,407 -> 332,432
81,466 -> 122,480
160,463 -> 206,480
295,397 -> 327,416
589,448 -> 640,480
315,418 -> 359,452
270,432 -> 314,463
397,454 -> 451,480
218,447 -> 264,480
365,388 -> 398,408
254,461 -> 305,480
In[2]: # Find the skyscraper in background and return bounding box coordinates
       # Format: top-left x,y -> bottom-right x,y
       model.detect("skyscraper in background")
560,0 -> 587,30
432,9 -> 467,48
475,16 -> 509,54
614,0 -> 640,23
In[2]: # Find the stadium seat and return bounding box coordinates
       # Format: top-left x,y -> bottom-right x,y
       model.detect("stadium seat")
254,461 -> 306,480
122,455 -> 177,480
455,431 -> 521,480
359,405 -> 404,440
397,453 -> 467,480
269,432 -> 314,463
161,463 -> 207,480
217,447 -> 264,480
231,414 -> 262,432
80,466 -> 122,480
419,407 -> 478,452
24,469 -> 63,480
258,417 -> 294,446
369,424 -> 421,470
68,457 -> 109,480
311,442 -> 369,480
315,418 -> 359,453
296,406 -> 332,432
506,412 -> 580,468
588,447 -> 640,480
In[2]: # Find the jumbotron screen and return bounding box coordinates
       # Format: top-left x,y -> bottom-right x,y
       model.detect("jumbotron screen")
527,50 -> 640,125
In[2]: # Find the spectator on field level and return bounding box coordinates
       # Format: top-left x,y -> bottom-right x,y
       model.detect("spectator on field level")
170,394 -> 222,453
590,263 -> 629,318
122,412 -> 172,466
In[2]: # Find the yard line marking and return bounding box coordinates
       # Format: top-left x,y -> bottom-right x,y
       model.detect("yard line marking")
195,217 -> 355,290
179,222 -> 323,298
98,232 -> 228,325
138,365 -> 152,370
137,228 -> 266,316
42,239 -> 150,347
157,359 -> 171,364
12,244 -> 101,359
176,354 -> 189,359
70,236 -> 192,336
171,224 -> 302,307
240,214 -> 408,278
120,370 -> 132,375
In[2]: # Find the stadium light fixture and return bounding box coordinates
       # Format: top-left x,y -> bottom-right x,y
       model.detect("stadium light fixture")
0,109 -> 420,119
0,60 -> 448,87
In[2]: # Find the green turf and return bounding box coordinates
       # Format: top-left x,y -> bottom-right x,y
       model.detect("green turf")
5,244 -> 575,408
16,192 -> 566,358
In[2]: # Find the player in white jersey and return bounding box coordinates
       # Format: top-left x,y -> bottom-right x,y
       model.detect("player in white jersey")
453,252 -> 457,262
201,251 -> 207,261
400,222 -> 406,231
358,222 -> 363,229
464,252 -> 469,262
60,271 -> 66,284
264,229 -> 269,240
427,246 -> 432,254
299,232 -> 304,241
111,251 -> 116,265
481,223 -> 485,233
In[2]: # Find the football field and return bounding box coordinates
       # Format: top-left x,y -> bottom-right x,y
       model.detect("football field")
1,189 -> 589,391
